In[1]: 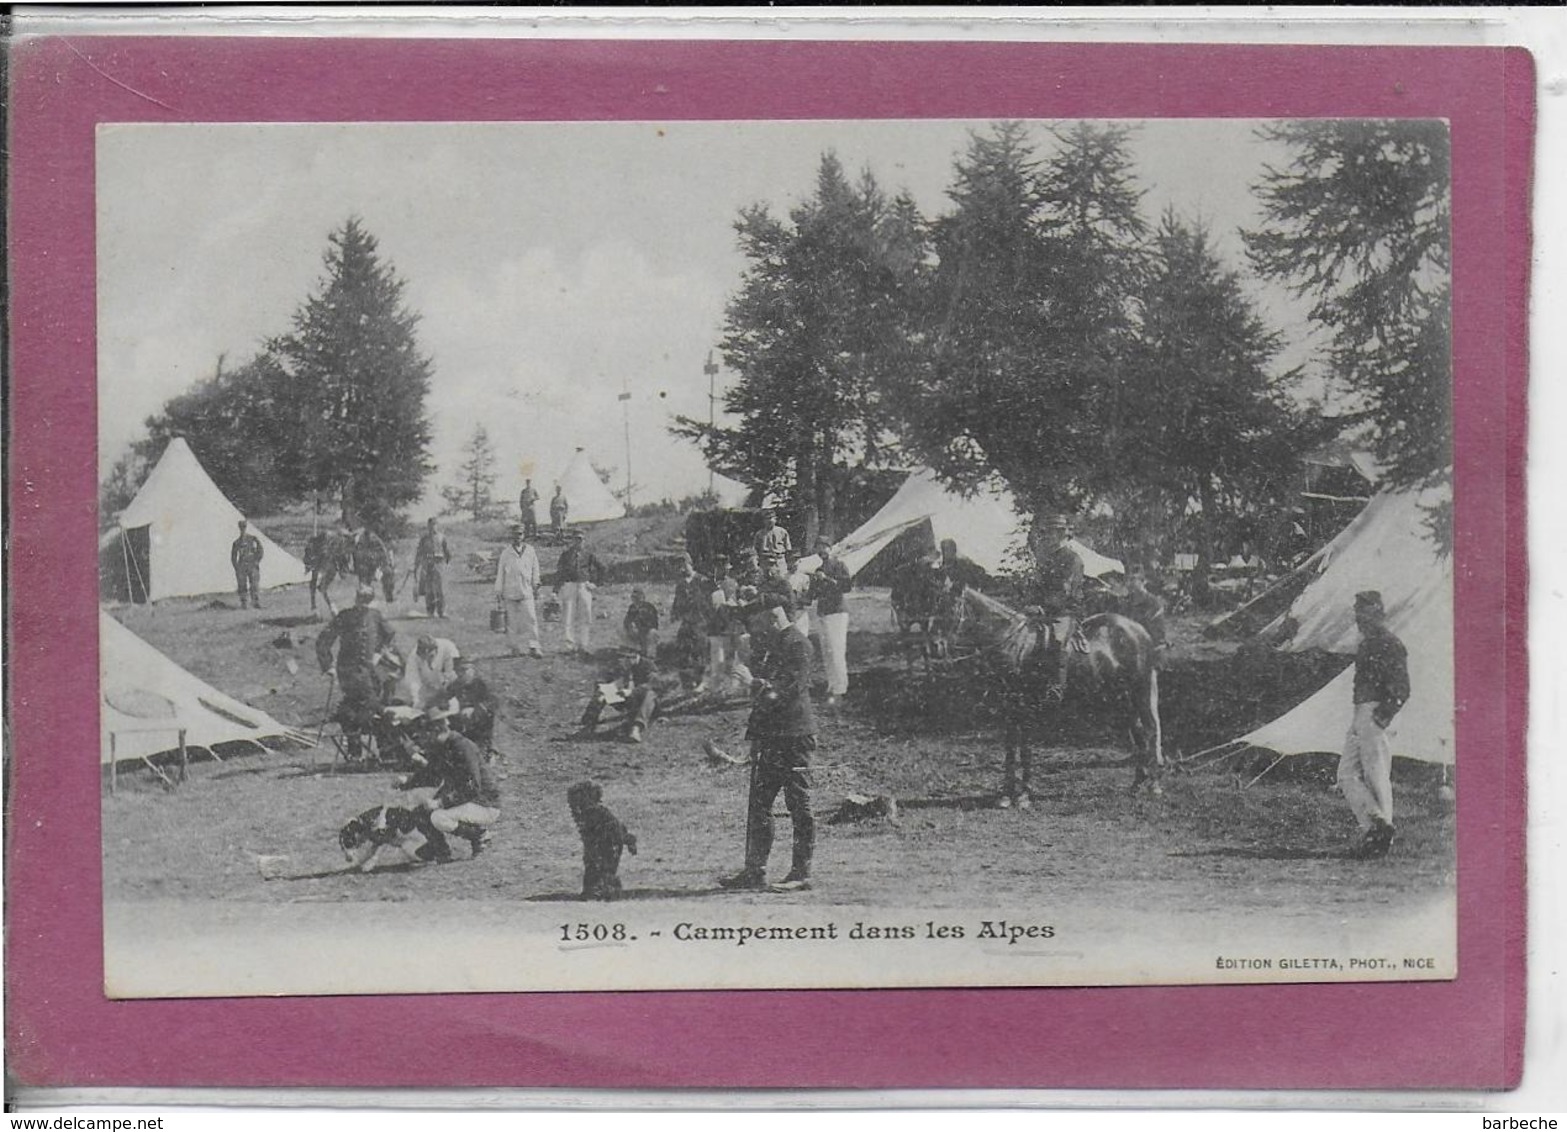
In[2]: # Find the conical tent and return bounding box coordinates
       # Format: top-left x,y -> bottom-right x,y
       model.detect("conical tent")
100,610 -> 309,764
1224,477 -> 1454,764
554,450 -> 624,524
101,438 -> 307,602
829,469 -> 1123,580
1235,598 -> 1453,764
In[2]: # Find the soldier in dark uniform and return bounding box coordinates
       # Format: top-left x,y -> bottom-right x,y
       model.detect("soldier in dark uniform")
401,706 -> 500,859
350,524 -> 396,605
1024,513 -> 1085,703
1120,563 -> 1168,653
719,593 -> 817,893
230,520 -> 265,609
670,554 -> 712,688
439,657 -> 499,752
578,649 -> 678,744
518,479 -> 540,540
315,584 -> 395,760
1340,590 -> 1411,859
622,587 -> 661,658
413,518 -> 451,618
938,537 -> 991,595
554,529 -> 605,654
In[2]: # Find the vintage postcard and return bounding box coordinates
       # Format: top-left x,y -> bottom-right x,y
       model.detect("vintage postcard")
92,117 -> 1459,998
6,31 -> 1527,1090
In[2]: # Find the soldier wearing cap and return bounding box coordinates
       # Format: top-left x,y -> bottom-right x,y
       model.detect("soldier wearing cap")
494,524 -> 543,658
622,586 -> 661,659
413,518 -> 451,618
670,553 -> 712,687
405,704 -> 500,858
231,519 -> 265,609
1340,590 -> 1410,858
316,584 -> 395,760
549,484 -> 569,540
349,523 -> 396,605
718,591 -> 817,893
752,507 -> 792,580
440,656 -> 499,751
554,529 -> 605,655
518,478 -> 540,540
808,535 -> 853,706
1025,512 -> 1085,703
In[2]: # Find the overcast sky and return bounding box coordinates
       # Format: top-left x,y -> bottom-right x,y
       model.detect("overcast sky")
97,118 -> 1313,513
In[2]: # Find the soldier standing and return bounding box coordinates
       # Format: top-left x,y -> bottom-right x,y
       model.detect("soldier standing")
718,593 -> 816,893
550,485 -> 569,540
230,519 -> 264,609
518,479 -> 540,540
413,518 -> 451,618
350,524 -> 396,605
554,529 -> 604,655
315,585 -> 395,760
1340,590 -> 1411,859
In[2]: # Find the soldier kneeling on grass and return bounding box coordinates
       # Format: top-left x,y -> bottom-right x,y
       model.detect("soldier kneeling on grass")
397,704 -> 501,861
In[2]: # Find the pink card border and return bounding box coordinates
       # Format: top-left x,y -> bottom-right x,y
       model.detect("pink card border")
3,38 -> 1531,1090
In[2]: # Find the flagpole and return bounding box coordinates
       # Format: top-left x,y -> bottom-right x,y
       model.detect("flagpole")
618,383 -> 633,515
704,351 -> 719,498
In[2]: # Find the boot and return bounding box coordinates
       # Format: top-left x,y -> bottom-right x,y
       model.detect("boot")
453,821 -> 489,857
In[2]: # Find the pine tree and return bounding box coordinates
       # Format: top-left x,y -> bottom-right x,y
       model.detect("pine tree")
672,154 -> 927,541
440,425 -> 501,520
1119,212 -> 1305,566
269,218 -> 435,530
1244,120 -> 1451,485
908,122 -> 1147,517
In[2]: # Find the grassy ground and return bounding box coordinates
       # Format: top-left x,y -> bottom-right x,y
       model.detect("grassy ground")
104,522 -> 1455,927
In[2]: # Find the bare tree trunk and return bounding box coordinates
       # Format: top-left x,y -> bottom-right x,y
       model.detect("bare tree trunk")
796,438 -> 819,551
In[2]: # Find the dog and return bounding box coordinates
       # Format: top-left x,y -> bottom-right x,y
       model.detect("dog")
338,803 -> 451,871
566,780 -> 637,900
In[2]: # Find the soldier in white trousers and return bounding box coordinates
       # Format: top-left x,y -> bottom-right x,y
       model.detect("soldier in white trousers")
1338,590 -> 1410,859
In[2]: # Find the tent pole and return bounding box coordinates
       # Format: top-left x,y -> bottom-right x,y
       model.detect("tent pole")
178,727 -> 188,784
1176,740 -> 1245,769
1241,752 -> 1289,791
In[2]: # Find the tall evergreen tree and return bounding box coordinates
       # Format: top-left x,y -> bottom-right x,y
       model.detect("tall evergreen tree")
1119,212 -> 1305,566
1244,120 -> 1451,485
906,122 -> 1147,518
672,154 -> 928,541
440,424 -> 501,520
269,218 -> 435,530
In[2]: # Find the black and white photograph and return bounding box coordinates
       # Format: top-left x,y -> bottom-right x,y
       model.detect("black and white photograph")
95,117 -> 1456,997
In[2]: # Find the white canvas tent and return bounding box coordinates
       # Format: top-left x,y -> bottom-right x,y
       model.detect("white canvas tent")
100,438 -> 307,603
1222,478 -> 1454,765
100,609 -> 308,770
828,469 -> 1124,580
554,449 -> 625,524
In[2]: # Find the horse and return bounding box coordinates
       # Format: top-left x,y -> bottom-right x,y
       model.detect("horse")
964,589 -> 1165,804
889,559 -> 968,669
304,531 -> 356,617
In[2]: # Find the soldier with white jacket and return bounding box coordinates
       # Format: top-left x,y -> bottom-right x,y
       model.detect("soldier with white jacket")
494,525 -> 544,658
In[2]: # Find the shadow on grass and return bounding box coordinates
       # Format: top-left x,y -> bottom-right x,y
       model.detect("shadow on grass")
524,885 -> 730,903
275,762 -> 408,779
260,614 -> 321,629
1171,845 -> 1350,861
895,793 -> 1005,812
